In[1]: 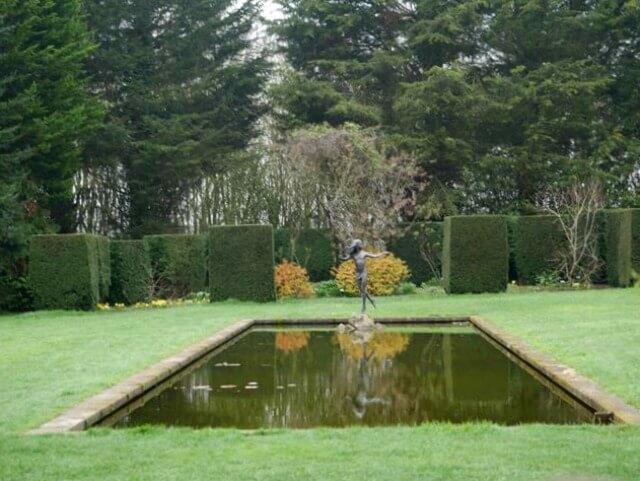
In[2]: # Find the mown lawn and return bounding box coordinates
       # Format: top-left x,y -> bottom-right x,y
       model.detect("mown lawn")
1,288 -> 639,480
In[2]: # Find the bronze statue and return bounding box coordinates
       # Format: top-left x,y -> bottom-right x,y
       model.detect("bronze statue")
341,239 -> 389,313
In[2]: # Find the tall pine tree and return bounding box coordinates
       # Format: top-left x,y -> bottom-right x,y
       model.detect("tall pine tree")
1,1 -> 101,309
272,0 -> 411,127
85,0 -> 269,236
1,0 -> 103,233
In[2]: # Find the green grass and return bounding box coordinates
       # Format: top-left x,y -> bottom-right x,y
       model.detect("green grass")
1,289 -> 639,480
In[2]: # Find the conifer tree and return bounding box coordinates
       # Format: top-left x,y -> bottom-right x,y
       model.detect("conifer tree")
1,0 -> 102,233
272,0 -> 411,126
85,0 -> 269,236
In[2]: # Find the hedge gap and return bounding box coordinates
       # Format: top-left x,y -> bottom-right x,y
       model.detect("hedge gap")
144,234 -> 207,298
109,240 -> 151,304
387,222 -> 443,285
514,216 -> 566,284
274,228 -> 334,281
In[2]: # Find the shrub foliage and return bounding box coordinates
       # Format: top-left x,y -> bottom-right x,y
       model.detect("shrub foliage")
109,240 -> 151,305
597,209 -> 632,287
29,234 -> 110,310
144,235 -> 207,298
209,225 -> 276,302
443,215 -> 508,293
332,253 -> 410,296
275,260 -> 314,298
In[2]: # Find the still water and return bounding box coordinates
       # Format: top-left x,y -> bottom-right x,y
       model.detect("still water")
111,326 -> 591,428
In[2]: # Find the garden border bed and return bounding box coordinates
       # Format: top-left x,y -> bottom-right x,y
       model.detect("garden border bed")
27,316 -> 640,434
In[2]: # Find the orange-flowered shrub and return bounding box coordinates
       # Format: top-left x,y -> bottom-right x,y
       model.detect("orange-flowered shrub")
332,253 -> 410,296
275,260 -> 315,299
275,331 -> 310,354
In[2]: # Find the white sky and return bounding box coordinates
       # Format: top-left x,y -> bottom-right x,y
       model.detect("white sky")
262,1 -> 282,20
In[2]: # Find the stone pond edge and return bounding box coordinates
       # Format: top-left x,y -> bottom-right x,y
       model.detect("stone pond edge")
468,316 -> 640,426
27,315 -> 640,434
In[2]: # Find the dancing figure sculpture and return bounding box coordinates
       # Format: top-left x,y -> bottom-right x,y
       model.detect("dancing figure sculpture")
341,239 -> 390,313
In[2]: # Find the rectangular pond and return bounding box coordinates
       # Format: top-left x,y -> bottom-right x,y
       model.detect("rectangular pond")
104,325 -> 593,429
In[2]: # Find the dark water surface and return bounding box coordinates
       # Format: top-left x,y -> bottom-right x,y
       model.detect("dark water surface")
111,326 -> 592,429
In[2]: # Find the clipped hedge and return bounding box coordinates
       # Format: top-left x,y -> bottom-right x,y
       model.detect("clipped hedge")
29,234 -> 110,310
274,228 -> 334,281
513,216 -> 566,284
109,240 -> 151,304
387,222 -> 443,285
144,234 -> 207,298
209,225 -> 276,302
598,209 -> 632,287
631,209 -> 640,273
442,216 -> 508,294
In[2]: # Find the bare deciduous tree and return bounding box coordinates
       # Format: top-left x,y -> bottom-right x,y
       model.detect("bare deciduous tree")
537,183 -> 604,285
270,124 -> 422,247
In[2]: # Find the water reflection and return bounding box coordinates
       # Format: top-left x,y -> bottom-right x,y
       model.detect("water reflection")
335,330 -> 409,419
113,327 -> 591,429
275,331 -> 310,354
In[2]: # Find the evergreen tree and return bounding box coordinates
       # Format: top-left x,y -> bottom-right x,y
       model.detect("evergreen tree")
1,0 -> 103,233
85,0 -> 269,236
272,0 -> 411,126
273,0 -> 639,214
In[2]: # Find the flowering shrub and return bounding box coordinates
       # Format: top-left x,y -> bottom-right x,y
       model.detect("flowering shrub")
332,253 -> 410,296
274,260 -> 315,299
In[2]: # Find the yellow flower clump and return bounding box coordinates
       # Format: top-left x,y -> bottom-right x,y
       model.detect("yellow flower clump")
332,253 -> 410,296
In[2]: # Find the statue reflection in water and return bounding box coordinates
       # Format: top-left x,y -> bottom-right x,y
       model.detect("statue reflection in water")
336,324 -> 410,419
349,332 -> 390,419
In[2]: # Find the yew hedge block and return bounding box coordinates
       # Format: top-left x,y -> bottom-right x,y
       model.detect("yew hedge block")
598,209 -> 632,287
443,216 -> 508,294
513,216 -> 566,284
631,209 -> 640,273
29,234 -> 110,310
209,225 -> 276,302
